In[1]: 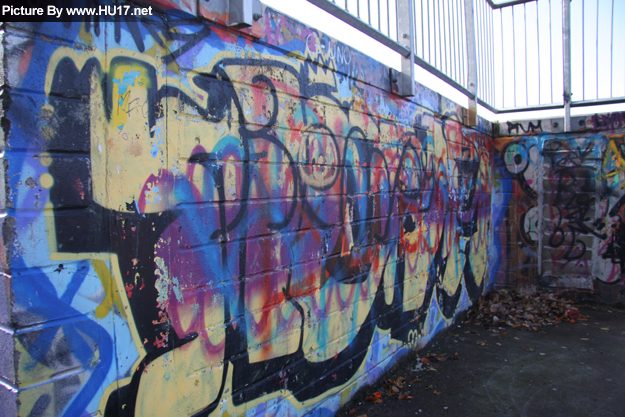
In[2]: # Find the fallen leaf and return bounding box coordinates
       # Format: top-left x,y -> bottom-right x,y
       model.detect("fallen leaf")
398,393 -> 413,400
601,327 -> 610,331
527,348 -> 535,352
581,338 -> 589,341
391,386 -> 400,393
433,390 -> 441,395
496,343 -> 502,346
539,353 -> 547,356
566,308 -> 579,321
365,392 -> 382,402
421,358 -> 431,364
349,409 -> 357,415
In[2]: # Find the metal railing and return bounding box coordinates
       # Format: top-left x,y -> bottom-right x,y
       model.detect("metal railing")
306,0 -> 625,125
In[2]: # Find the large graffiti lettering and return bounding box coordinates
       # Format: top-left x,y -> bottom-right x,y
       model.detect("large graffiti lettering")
3,5 -> 492,417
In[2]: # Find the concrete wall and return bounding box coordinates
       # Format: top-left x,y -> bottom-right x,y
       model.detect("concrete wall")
492,113 -> 625,301
0,2 -> 495,416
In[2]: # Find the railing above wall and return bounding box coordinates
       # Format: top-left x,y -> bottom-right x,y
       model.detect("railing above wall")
305,0 -> 625,127
308,0 -> 479,121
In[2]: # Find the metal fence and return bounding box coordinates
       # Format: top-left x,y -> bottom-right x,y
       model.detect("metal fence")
306,0 -> 625,124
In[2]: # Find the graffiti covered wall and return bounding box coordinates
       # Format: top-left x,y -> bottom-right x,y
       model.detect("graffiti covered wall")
0,2 -> 494,416
493,114 -> 625,300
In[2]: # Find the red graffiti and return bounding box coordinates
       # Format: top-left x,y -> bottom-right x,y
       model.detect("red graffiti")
71,178 -> 86,200
153,331 -> 169,348
124,282 -> 134,299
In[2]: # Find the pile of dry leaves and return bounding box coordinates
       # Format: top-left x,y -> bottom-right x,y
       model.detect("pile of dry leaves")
363,376 -> 414,404
465,289 -> 583,330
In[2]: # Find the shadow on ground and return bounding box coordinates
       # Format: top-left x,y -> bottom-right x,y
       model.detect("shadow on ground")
336,303 -> 625,417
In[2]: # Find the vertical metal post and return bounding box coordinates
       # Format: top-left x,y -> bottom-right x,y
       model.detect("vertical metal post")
582,0 -> 585,99
387,0 -> 390,37
562,0 -> 571,131
512,7 -> 516,107
549,0 -> 553,103
610,0 -> 614,98
421,0 -> 426,57
596,0 -> 599,100
395,0 -> 416,96
536,1 -> 541,105
452,0 -> 458,82
524,3 -> 528,106
464,0 -> 478,126
500,9 -> 504,107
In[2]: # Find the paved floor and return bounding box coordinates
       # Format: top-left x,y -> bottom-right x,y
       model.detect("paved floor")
336,303 -> 625,417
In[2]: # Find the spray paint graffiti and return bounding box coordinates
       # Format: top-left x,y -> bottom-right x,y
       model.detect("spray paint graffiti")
495,133 -> 625,291
589,112 -> 625,131
3,7 -> 492,417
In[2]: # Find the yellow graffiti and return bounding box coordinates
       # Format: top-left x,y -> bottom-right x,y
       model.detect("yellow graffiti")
93,259 -> 127,319
600,137 -> 625,180
39,34 -> 491,416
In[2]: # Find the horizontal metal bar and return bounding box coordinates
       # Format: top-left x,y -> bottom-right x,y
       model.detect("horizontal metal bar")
570,97 -> 625,108
306,0 -> 410,56
486,96 -> 625,114
477,98 -> 499,113
493,103 -> 565,114
415,55 -> 476,99
485,0 -> 537,9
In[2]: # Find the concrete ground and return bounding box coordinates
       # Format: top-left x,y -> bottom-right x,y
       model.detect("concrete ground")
336,303 -> 625,417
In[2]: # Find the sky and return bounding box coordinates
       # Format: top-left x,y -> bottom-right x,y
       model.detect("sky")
263,0 -> 625,122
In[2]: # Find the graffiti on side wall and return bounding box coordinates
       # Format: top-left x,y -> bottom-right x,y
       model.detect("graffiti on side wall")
589,112 -> 625,131
5,11 -> 492,417
495,133 -> 625,289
